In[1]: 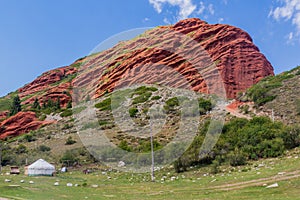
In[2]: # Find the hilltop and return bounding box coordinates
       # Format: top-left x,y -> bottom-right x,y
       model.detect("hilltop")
0,18 -> 273,139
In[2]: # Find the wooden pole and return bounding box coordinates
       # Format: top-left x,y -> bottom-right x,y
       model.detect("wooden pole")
0,142 -> 2,173
150,121 -> 155,182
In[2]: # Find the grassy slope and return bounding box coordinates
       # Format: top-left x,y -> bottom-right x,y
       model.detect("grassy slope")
241,65 -> 300,125
0,147 -> 299,200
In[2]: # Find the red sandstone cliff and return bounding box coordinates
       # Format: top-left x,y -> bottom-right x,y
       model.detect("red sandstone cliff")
0,111 -> 54,139
74,18 -> 273,101
0,18 -> 274,139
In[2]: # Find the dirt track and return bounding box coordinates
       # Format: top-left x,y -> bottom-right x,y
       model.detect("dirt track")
209,170 -> 300,191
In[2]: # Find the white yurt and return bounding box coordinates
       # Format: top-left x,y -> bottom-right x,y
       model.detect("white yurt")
27,159 -> 55,176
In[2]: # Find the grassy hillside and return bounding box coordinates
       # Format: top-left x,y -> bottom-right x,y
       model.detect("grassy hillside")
239,65 -> 300,125
0,147 -> 299,199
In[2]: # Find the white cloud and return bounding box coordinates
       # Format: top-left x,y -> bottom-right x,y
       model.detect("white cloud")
288,31 -> 294,40
143,17 -> 150,22
197,1 -> 205,15
149,0 -> 220,24
208,4 -> 214,15
163,17 -> 171,24
269,0 -> 300,34
149,0 -> 196,20
218,18 -> 224,23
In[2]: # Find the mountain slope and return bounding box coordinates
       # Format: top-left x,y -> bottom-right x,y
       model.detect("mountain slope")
238,66 -> 300,125
0,18 -> 274,139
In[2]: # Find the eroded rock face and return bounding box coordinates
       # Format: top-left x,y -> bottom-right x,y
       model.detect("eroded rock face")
18,66 -> 77,108
0,18 -> 274,139
0,111 -> 54,139
0,111 -> 8,121
74,18 -> 273,100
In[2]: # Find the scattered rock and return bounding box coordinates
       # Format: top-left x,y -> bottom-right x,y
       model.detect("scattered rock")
117,161 -> 125,167
54,182 -> 59,186
266,183 -> 279,188
4,179 -> 11,182
278,172 -> 285,175
66,183 -> 73,187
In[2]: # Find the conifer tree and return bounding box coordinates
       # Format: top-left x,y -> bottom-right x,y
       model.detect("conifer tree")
55,97 -> 61,110
9,95 -> 22,116
32,98 -> 41,110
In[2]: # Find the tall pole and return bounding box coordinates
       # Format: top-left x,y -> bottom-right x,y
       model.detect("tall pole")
150,121 -> 155,182
0,142 -> 2,173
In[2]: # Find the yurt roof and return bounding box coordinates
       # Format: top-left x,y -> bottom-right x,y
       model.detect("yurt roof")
28,159 -> 55,169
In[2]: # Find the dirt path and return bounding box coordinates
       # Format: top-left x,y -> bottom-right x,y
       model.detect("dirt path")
209,170 -> 300,191
225,101 -> 252,120
226,107 -> 251,119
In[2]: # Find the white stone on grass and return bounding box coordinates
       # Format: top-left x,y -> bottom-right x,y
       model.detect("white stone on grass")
266,183 -> 279,188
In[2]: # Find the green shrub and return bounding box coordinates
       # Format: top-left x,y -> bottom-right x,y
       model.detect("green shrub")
60,150 -> 79,166
164,97 -> 179,112
118,140 -> 132,152
15,144 -> 27,154
38,145 -> 51,152
210,160 -> 220,174
23,134 -> 36,142
60,109 -> 73,117
129,107 -> 138,117
65,136 -> 76,145
98,120 -> 109,126
173,158 -> 188,173
227,150 -> 247,166
151,96 -> 161,100
133,86 -> 157,96
95,98 -> 111,111
198,98 -> 212,114
132,92 -> 152,104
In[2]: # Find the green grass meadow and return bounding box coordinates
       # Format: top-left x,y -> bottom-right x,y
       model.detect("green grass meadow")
0,148 -> 300,200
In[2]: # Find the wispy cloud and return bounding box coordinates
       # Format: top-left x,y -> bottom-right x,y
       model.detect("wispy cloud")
149,0 -> 216,23
269,0 -> 300,41
149,0 -> 196,20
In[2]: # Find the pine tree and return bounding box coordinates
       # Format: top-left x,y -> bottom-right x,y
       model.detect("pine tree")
42,100 -> 47,109
55,97 -> 61,110
9,95 -> 22,116
32,98 -> 41,110
47,99 -> 54,108
67,100 -> 72,109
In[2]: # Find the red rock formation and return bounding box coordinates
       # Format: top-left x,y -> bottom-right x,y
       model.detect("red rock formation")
18,65 -> 77,108
74,18 -> 273,101
0,111 -> 54,139
0,18 -> 274,139
0,111 -> 8,121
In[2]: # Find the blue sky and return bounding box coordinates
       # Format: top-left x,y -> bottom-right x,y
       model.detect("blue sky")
0,0 -> 299,97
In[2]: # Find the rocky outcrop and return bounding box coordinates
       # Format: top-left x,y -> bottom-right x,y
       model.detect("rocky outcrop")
18,66 -> 77,108
74,18 -> 273,100
0,111 -> 54,139
0,18 -> 274,139
0,111 -> 8,121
